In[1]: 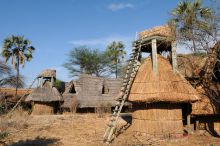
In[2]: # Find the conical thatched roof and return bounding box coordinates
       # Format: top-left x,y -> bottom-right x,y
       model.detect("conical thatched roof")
25,82 -> 63,102
128,55 -> 200,103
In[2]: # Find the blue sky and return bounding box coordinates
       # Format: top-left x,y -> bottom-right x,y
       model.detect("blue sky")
0,0 -> 208,85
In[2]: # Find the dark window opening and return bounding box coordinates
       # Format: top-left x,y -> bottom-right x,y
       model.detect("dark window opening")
102,85 -> 109,94
182,103 -> 192,126
69,84 -> 76,93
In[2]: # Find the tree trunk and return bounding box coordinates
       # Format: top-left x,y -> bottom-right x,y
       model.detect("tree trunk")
191,29 -> 197,52
116,60 -> 118,79
15,56 -> 19,98
203,41 -> 220,85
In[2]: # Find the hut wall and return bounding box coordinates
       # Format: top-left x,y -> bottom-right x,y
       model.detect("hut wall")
32,102 -> 55,115
131,103 -> 183,137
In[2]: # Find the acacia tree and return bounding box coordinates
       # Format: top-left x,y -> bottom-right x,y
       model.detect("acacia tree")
106,41 -> 126,78
171,0 -> 212,52
63,47 -> 111,77
1,35 -> 35,96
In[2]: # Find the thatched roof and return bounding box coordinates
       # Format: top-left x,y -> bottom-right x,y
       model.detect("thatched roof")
76,74 -> 123,108
61,93 -> 77,108
177,54 -> 207,78
139,25 -> 172,40
40,69 -> 56,78
128,55 -> 200,103
25,82 -> 63,102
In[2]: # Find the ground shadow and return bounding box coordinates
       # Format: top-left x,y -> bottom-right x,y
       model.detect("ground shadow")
120,113 -> 132,124
9,137 -> 61,146
114,113 -> 132,139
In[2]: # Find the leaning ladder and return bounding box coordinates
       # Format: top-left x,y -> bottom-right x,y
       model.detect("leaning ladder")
103,42 -> 142,143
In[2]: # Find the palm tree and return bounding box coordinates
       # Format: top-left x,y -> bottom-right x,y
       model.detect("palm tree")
172,0 -> 212,52
1,35 -> 35,96
106,41 -> 126,78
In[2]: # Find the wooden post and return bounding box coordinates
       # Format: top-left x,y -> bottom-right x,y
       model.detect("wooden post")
196,120 -> 199,132
171,41 -> 177,72
40,77 -> 43,88
152,39 -> 158,74
51,77 -> 54,88
187,104 -> 191,133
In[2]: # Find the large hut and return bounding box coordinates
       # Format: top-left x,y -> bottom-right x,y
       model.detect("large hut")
128,25 -> 200,137
61,74 -> 130,113
25,69 -> 63,115
177,42 -> 220,134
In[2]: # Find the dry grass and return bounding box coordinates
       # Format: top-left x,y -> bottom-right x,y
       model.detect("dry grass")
0,113 -> 219,146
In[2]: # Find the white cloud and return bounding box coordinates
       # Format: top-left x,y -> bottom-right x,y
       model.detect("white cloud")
69,35 -> 134,48
107,3 -> 134,11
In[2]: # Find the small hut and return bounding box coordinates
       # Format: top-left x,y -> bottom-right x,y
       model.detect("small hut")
128,25 -> 199,137
26,69 -> 63,115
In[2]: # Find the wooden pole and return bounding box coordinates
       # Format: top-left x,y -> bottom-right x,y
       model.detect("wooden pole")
171,41 -> 177,72
51,77 -> 54,88
187,104 -> 191,133
152,39 -> 158,74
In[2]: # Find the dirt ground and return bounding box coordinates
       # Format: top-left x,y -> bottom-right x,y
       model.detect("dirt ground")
1,113 -> 220,146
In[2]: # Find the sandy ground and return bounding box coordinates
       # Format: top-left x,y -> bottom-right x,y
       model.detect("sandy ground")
1,113 -> 220,146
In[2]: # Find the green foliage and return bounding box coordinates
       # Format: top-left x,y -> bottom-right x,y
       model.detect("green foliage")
171,0 -> 213,52
192,51 -> 207,57
64,47 -> 112,77
54,79 -> 65,93
1,35 -> 35,68
106,41 -> 126,78
0,132 -> 8,140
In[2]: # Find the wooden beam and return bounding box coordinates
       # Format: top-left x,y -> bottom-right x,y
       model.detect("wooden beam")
171,41 -> 177,72
152,39 -> 158,74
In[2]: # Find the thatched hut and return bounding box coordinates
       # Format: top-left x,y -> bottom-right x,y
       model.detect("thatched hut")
76,74 -> 122,109
129,55 -> 199,137
25,69 -> 63,115
61,74 -> 131,113
177,49 -> 220,134
128,25 -> 199,137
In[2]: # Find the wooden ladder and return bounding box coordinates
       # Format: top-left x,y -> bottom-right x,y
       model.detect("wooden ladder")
103,42 -> 142,143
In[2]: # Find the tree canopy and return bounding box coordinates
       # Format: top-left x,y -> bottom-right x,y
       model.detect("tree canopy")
106,41 -> 126,78
63,47 -> 112,77
171,0 -> 214,52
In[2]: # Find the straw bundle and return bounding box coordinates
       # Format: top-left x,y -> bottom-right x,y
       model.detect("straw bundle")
32,102 -> 54,115
139,25 -> 172,39
40,69 -> 56,78
131,103 -> 183,136
128,55 -> 199,103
